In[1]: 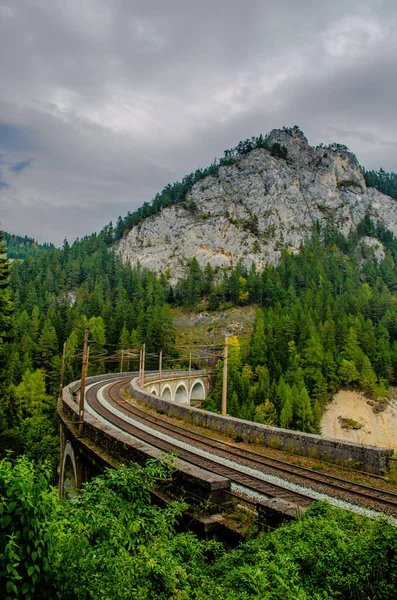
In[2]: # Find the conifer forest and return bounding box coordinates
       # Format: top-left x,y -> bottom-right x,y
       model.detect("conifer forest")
0,0 -> 397,600
3,203 -> 397,597
3,1 -> 397,596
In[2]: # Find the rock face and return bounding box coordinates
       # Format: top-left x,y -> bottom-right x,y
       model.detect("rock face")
116,128 -> 397,281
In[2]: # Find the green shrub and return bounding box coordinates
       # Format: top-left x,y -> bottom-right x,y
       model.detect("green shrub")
0,455 -> 57,599
4,457 -> 397,599
17,416 -> 59,479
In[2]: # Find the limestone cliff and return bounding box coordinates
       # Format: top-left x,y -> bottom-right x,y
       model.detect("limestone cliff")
116,128 -> 397,281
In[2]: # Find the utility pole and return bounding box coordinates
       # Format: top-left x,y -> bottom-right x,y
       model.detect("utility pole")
78,330 -> 89,436
159,350 -> 162,379
141,343 -> 145,385
189,352 -> 192,375
139,347 -> 142,383
120,350 -> 124,373
222,336 -> 228,416
59,341 -> 67,401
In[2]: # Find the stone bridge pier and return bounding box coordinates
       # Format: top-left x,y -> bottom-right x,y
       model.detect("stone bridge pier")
58,421 -> 97,500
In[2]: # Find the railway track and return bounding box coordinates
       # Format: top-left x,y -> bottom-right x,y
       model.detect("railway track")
86,376 -> 397,516
86,380 -> 313,509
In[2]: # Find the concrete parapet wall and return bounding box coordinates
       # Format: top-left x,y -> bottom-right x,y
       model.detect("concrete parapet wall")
60,376 -> 231,511
129,378 -> 393,475
143,370 -> 211,384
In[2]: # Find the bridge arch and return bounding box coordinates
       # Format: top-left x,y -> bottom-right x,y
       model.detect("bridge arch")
60,441 -> 77,499
175,382 -> 189,404
190,379 -> 206,402
161,384 -> 172,401
149,385 -> 159,396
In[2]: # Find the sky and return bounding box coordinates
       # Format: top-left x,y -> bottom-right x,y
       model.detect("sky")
1,0 -> 397,245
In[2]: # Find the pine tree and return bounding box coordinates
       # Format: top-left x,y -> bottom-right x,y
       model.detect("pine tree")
249,311 -> 267,368
0,231 -> 14,433
280,395 -> 293,429
252,365 -> 270,406
47,355 -> 63,397
255,399 -> 277,426
229,391 -> 239,417
295,386 -> 315,433
359,355 -> 377,391
37,319 -> 58,373
0,231 -> 13,346
88,316 -> 107,375
303,334 -> 324,395
15,369 -> 53,419
146,306 -> 175,356
338,359 -> 360,385
343,327 -> 365,372
31,306 -> 41,341
119,324 -> 130,349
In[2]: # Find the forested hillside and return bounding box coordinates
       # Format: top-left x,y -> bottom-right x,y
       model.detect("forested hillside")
1,211 -> 397,461
1,127 -> 397,457
4,232 -> 52,259
0,230 -> 176,458
196,218 -> 397,432
3,198 -> 397,599
363,167 -> 397,200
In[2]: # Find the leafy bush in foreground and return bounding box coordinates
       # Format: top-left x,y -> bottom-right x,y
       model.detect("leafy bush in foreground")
0,456 -> 57,599
208,502 -> 397,599
2,456 -> 397,599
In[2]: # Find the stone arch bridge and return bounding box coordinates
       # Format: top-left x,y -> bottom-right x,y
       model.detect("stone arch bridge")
142,370 -> 213,405
57,368 -> 393,526
58,369 -> 216,498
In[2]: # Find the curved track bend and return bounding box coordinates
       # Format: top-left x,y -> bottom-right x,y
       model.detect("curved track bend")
85,376 -> 397,517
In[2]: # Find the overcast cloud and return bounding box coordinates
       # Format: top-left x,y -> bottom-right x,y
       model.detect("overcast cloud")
1,0 -> 396,244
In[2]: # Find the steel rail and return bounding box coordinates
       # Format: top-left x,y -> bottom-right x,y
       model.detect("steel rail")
107,378 -> 397,509
82,375 -> 397,515
85,381 -> 314,508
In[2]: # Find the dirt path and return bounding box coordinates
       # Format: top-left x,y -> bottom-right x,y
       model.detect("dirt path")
321,390 -> 397,449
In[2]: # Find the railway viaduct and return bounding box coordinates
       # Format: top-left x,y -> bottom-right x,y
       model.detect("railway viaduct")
58,370 -> 217,500
142,371 -> 210,404
57,370 -> 394,531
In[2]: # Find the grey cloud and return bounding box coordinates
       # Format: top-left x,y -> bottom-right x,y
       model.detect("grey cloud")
0,0 -> 396,244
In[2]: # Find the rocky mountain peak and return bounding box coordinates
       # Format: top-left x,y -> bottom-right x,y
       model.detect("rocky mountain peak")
116,128 -> 397,282
267,126 -> 309,158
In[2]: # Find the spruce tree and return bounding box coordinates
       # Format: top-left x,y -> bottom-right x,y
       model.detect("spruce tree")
249,311 -> 267,368
0,231 -> 12,346
15,369 -> 53,419
0,231 -> 14,434
119,324 -> 130,349
37,319 -> 58,372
